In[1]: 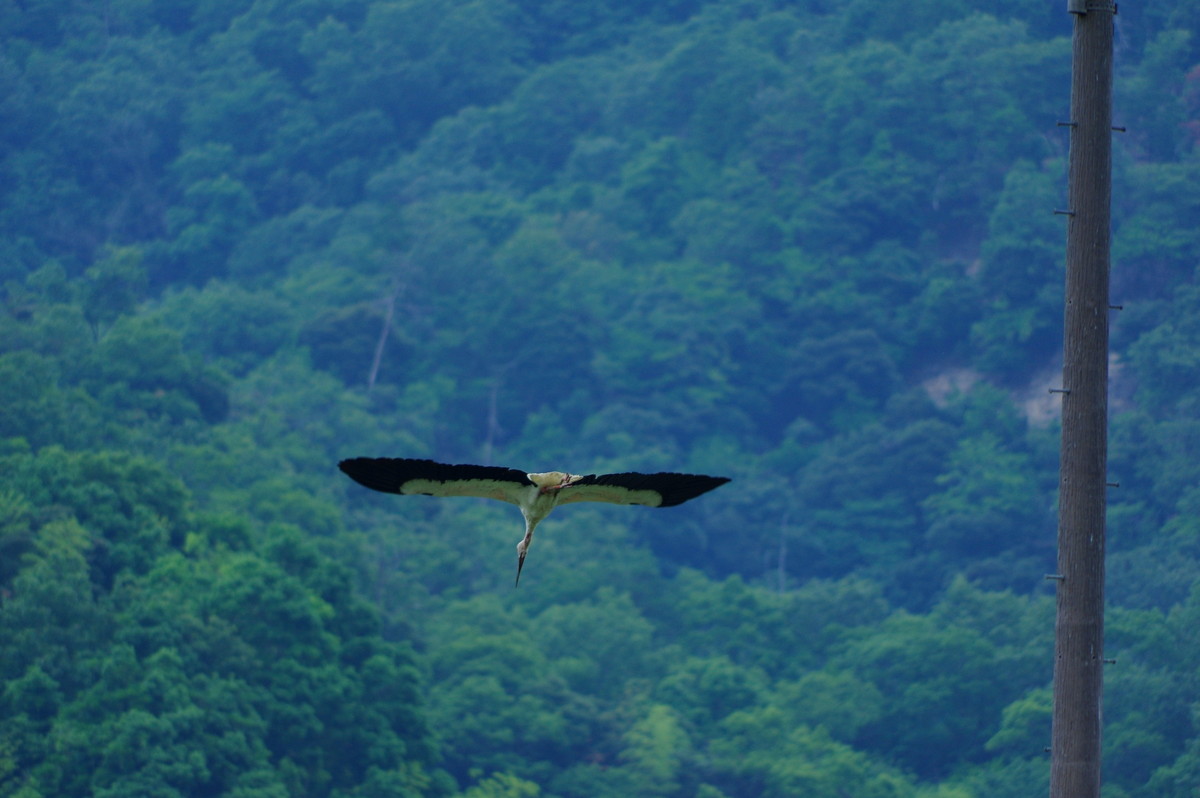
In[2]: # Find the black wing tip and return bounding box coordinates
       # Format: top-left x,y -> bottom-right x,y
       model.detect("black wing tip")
338,457 -> 535,493
338,456 -> 409,494
656,473 -> 730,507
340,456 -> 435,468
581,471 -> 730,507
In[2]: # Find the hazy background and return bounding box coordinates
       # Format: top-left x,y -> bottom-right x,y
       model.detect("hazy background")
2,1 -> 1199,796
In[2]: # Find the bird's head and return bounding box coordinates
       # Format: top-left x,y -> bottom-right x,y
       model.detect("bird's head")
527,471 -> 582,493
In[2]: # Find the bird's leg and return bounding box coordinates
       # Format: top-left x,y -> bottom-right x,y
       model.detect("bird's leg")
515,519 -> 535,587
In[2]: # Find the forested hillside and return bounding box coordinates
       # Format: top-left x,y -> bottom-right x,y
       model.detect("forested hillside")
3,1 -> 1200,796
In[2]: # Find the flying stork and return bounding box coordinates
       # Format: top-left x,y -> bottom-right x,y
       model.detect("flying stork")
338,457 -> 730,585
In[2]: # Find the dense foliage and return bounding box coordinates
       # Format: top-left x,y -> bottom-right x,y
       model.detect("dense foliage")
3,1 -> 1199,796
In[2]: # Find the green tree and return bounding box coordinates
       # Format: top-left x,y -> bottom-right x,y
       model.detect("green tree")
986,687 -> 1053,756
710,709 -> 917,798
163,174 -> 261,283
82,245 -> 148,336
3,447 -> 189,585
155,281 -> 294,375
618,704 -> 693,796
833,611 -> 1013,778
461,771 -> 541,798
922,431 -> 1043,557
654,656 -> 765,736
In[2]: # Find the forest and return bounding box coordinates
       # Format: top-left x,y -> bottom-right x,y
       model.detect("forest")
2,0 -> 1199,795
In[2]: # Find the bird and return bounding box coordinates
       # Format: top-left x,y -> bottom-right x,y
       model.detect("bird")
338,457 -> 730,585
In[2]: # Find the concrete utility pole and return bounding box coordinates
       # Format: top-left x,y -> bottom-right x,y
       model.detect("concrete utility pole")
1050,1 -> 1115,797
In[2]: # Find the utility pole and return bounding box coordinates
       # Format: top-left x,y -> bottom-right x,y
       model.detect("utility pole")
1050,1 -> 1115,797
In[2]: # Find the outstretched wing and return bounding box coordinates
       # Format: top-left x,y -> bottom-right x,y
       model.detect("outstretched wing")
557,472 -> 730,508
339,457 -> 533,505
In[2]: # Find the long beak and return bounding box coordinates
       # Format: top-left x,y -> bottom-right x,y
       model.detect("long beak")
515,551 -> 527,587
